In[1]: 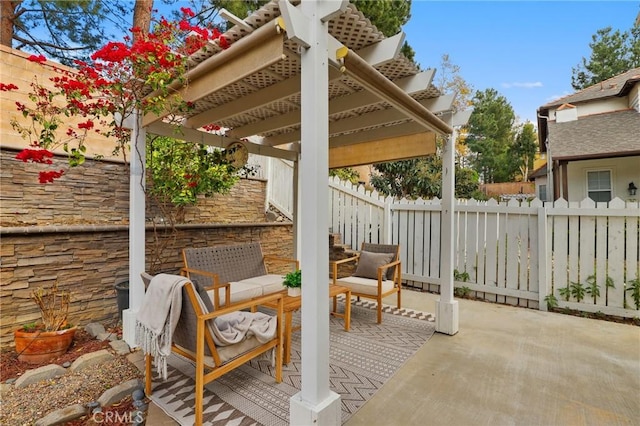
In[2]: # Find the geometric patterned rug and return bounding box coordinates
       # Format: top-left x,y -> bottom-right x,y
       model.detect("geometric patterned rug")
149,299 -> 436,425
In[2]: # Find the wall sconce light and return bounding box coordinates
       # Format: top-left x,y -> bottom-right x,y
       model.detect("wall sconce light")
628,182 -> 638,196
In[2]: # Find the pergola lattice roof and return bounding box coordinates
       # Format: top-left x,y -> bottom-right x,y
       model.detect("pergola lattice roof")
143,0 -> 454,168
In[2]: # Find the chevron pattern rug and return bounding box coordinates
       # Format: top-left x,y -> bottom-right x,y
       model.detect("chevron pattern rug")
149,300 -> 436,425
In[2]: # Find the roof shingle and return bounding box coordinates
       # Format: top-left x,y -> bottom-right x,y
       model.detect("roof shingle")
548,109 -> 640,160
542,67 -> 640,108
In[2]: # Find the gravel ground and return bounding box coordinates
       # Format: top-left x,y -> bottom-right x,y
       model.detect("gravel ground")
0,355 -> 142,426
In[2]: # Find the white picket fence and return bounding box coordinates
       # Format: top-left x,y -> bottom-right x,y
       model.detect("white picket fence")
248,155 -> 294,220
328,176 -> 640,318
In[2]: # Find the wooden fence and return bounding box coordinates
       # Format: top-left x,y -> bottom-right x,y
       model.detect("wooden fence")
328,177 -> 640,318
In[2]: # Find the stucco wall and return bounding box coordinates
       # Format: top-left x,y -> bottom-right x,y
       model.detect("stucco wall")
0,45 -> 121,161
564,156 -> 640,202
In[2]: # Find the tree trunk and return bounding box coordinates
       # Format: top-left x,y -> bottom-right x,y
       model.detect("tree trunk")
0,1 -> 18,47
133,0 -> 154,40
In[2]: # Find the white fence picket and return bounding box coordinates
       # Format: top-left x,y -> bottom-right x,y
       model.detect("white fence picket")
429,204 -> 441,286
580,199 -> 597,305
551,199 -> 569,296
624,206 -> 640,310
568,201 -> 581,288
505,200 -> 521,306
595,201 -> 608,307
465,200 -> 480,284
607,199 -> 627,309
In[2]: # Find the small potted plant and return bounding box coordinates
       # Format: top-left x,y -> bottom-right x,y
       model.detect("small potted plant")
283,270 -> 302,297
14,281 -> 76,364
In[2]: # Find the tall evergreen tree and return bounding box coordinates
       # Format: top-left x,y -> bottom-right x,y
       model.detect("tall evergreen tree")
465,88 -> 516,183
0,0 -> 132,65
571,24 -> 640,90
509,122 -> 537,181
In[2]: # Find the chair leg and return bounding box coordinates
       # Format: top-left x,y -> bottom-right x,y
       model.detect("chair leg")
275,343 -> 283,383
145,354 -> 152,395
397,288 -> 402,309
195,380 -> 204,426
377,296 -> 382,324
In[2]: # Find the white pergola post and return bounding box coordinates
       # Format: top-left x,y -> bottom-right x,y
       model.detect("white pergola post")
293,157 -> 301,260
123,111 -> 146,347
285,0 -> 344,424
436,129 -> 459,335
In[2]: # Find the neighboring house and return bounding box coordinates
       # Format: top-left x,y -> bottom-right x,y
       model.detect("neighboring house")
536,67 -> 640,203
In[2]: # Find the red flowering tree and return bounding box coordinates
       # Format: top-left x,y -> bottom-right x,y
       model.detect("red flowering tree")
2,7 -> 230,184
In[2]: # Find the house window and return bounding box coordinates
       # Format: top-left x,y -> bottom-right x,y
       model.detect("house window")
538,184 -> 547,201
587,170 -> 612,202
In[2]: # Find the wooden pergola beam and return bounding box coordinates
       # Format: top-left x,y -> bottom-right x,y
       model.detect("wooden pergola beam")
329,132 -> 436,168
142,23 -> 285,127
147,121 -> 297,161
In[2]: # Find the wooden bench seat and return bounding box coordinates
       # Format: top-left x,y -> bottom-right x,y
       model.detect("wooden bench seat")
182,242 -> 299,309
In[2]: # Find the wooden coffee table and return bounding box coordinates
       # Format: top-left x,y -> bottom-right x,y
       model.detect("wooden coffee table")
262,284 -> 351,364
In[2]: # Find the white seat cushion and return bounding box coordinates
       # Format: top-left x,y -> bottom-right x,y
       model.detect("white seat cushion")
176,335 -> 272,364
240,274 -> 285,295
208,281 -> 263,306
335,276 -> 395,296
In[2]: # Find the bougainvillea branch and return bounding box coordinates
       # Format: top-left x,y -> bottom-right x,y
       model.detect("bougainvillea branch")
3,8 -> 229,183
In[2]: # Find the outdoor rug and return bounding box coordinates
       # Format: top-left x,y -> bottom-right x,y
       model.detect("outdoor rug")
148,299 -> 436,425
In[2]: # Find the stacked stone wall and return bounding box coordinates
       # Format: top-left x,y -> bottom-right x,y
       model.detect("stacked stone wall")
0,148 -> 292,347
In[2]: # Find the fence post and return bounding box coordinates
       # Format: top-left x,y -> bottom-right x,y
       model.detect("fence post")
537,205 -> 549,311
383,199 -> 392,244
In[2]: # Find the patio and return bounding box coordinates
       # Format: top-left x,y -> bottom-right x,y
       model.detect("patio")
136,289 -> 640,425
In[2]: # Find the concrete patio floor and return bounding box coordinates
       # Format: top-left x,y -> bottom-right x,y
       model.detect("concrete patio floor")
136,289 -> 640,425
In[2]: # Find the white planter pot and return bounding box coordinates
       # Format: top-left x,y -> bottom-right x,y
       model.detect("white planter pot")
287,287 -> 301,297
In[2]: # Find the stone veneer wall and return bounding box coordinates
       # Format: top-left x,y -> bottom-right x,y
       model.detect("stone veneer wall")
1,149 -> 268,227
0,148 -> 293,347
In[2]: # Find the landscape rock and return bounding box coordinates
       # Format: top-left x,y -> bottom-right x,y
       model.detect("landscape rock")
84,323 -> 106,337
86,401 -> 100,410
109,340 -> 131,355
132,388 -> 145,401
97,332 -> 118,342
15,364 -> 66,389
69,349 -> 113,372
34,403 -> 86,426
98,378 -> 142,407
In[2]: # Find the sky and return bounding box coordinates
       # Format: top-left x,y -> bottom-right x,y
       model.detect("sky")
403,1 -> 640,124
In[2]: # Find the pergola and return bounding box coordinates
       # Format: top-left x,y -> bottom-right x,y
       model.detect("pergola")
123,1 -> 467,423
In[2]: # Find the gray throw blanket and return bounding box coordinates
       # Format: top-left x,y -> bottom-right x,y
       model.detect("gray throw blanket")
135,274 -> 189,380
211,311 -> 277,347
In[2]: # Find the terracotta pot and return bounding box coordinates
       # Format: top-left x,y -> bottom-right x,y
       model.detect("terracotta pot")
14,326 -> 77,364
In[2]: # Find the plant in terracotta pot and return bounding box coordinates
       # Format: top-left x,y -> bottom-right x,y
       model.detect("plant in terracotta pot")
283,270 -> 302,297
14,281 -> 76,364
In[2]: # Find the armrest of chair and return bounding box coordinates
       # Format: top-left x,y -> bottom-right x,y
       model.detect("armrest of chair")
263,255 -> 300,272
200,292 -> 285,322
182,267 -> 231,309
181,267 -> 220,289
330,254 -> 360,284
377,259 -> 401,282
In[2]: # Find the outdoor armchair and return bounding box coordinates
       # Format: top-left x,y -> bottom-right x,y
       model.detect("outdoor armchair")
139,273 -> 284,426
331,243 -> 402,323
